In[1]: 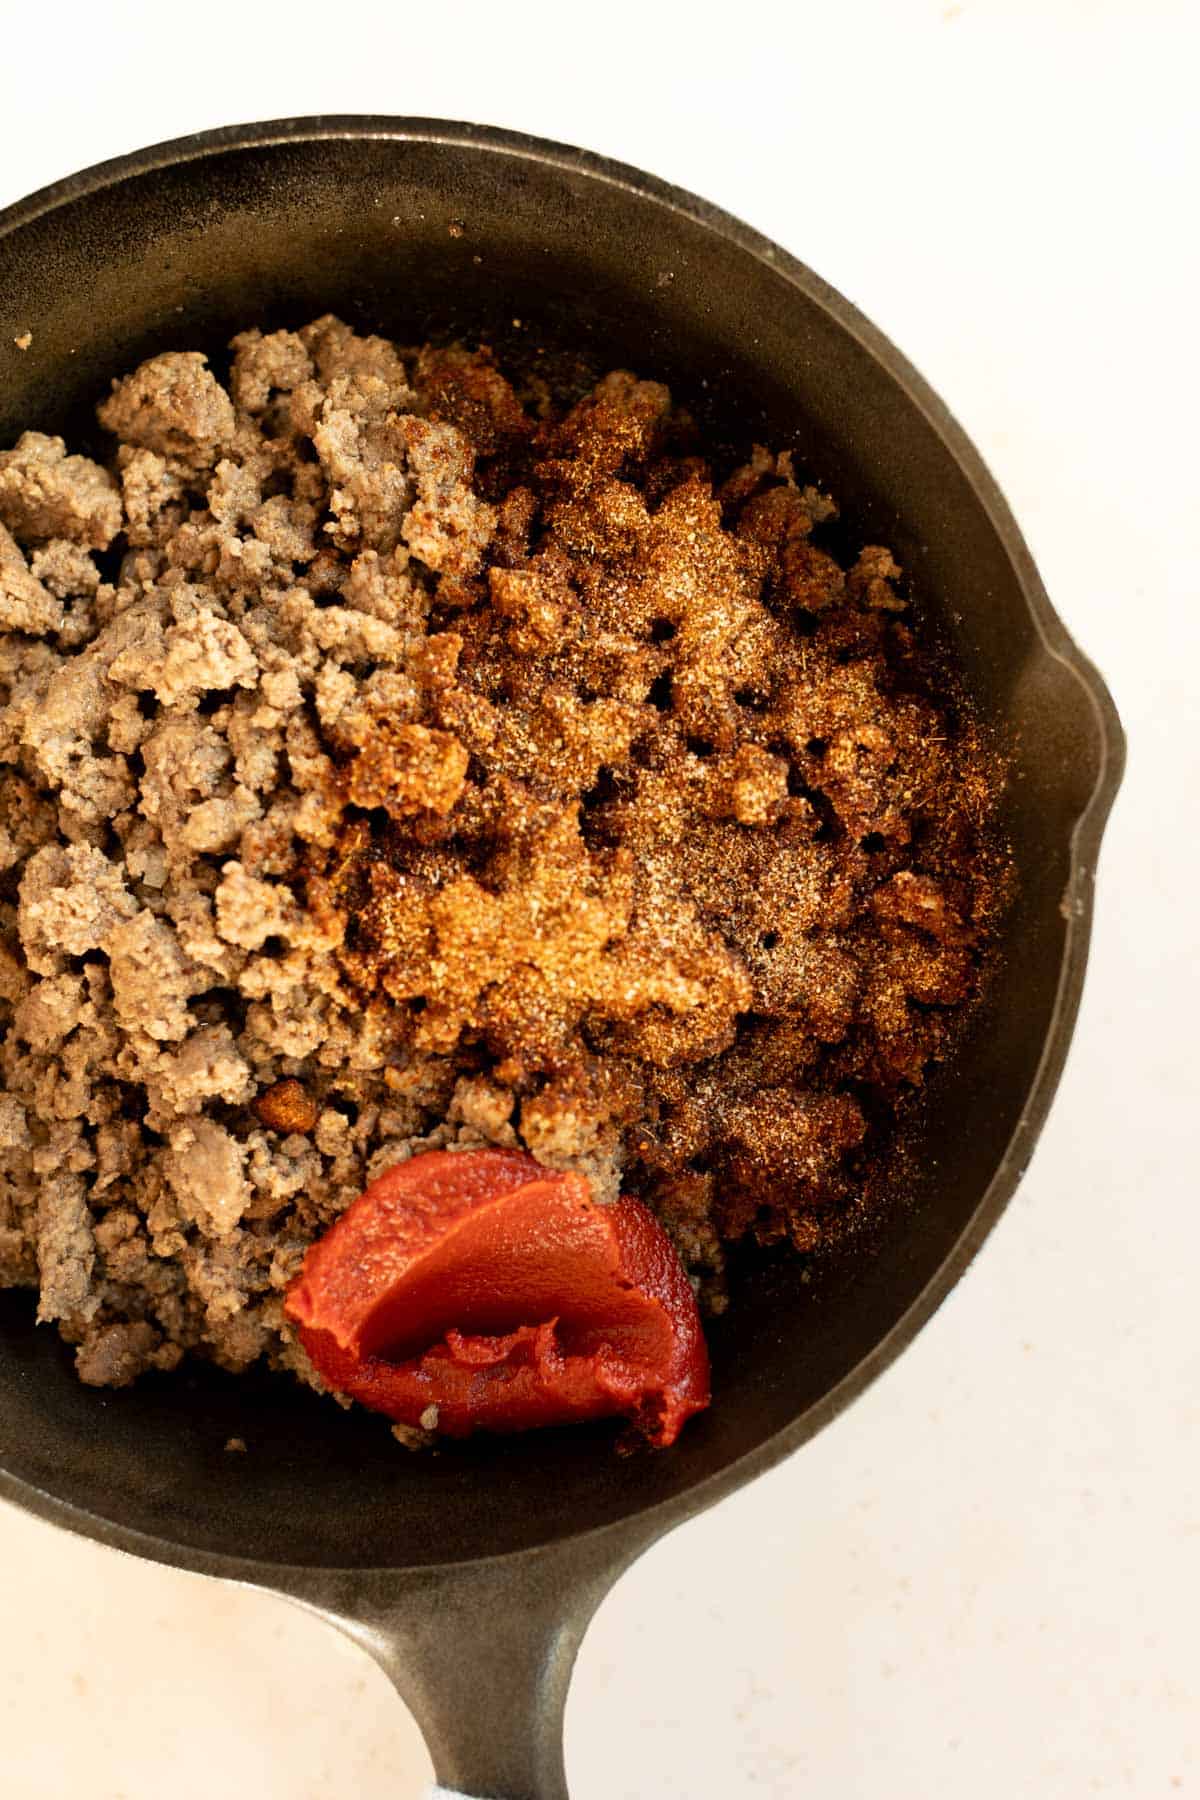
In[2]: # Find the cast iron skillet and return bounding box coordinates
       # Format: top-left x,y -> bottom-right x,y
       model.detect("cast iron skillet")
0,119 -> 1122,1799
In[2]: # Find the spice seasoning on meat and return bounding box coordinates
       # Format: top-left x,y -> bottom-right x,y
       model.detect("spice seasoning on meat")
0,318 -> 1007,1406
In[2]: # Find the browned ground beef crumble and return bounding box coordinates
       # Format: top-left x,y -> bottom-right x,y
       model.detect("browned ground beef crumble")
0,320 -> 1006,1405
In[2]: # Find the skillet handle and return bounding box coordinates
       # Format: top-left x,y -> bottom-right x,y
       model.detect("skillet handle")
285,1527 -> 653,1800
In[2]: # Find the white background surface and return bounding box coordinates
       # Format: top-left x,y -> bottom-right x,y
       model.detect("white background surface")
1,3 -> 1196,1795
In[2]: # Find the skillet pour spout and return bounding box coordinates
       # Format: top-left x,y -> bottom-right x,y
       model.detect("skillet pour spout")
0,118 -> 1123,1800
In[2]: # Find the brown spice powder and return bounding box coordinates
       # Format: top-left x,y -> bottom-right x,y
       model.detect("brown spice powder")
311,354 -> 1008,1274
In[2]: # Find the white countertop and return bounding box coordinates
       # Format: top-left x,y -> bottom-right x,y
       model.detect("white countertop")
2,4 -> 1195,1795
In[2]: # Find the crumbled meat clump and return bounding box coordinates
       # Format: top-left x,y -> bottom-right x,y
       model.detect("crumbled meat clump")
0,321 -> 1006,1400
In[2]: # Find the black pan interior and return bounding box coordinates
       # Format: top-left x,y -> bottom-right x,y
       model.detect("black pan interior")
0,127 -> 1106,1569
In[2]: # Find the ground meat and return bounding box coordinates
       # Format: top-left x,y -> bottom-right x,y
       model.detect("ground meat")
17,844 -> 138,974
97,353 -> 236,467
106,910 -> 199,1042
0,318 -> 1007,1402
0,525 -> 64,636
0,432 -> 122,550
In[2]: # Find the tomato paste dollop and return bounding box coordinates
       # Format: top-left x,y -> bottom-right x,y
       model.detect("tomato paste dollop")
284,1148 -> 710,1446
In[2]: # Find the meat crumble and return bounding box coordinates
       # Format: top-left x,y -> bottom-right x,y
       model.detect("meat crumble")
0,318 -> 1006,1403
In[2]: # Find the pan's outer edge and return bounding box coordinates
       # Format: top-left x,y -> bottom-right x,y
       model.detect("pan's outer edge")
0,116 -> 1125,1585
